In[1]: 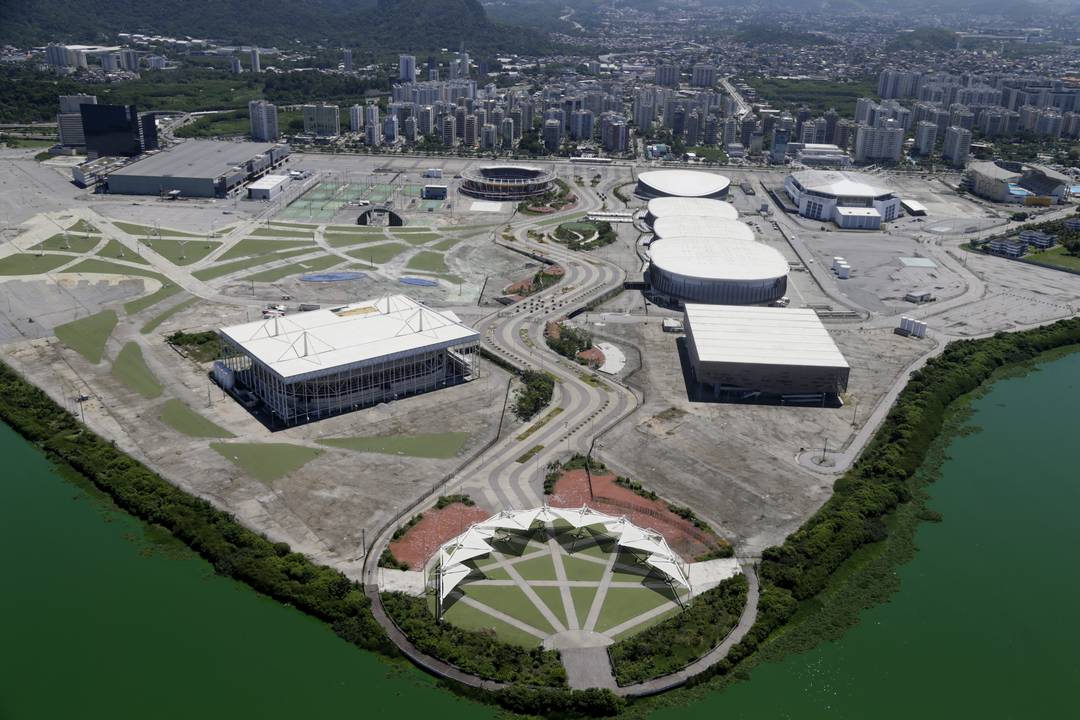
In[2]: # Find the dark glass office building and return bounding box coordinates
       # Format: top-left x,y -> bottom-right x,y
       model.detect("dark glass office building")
80,104 -> 158,157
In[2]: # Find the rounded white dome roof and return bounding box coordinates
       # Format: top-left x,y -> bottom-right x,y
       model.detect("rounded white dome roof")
647,196 -> 739,220
638,170 -> 731,198
649,237 -> 789,282
653,217 -> 754,243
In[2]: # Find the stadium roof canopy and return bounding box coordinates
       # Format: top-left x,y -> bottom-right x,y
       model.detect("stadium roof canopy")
684,304 -> 849,369
219,295 -> 478,381
649,236 -> 789,282
788,170 -> 896,199
653,216 -> 755,243
435,506 -> 691,603
646,196 -> 739,221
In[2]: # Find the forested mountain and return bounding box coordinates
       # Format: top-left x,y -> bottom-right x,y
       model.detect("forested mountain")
0,0 -> 549,55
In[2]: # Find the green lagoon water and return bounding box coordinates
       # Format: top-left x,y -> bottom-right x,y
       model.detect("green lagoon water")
2,351 -> 1078,719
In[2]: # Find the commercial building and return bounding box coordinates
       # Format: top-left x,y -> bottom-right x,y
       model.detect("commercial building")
965,161 -> 1069,204
791,143 -> 852,167
635,170 -> 731,200
987,237 -> 1027,258
784,170 -> 900,229
80,104 -> 158,157
303,104 -> 341,137
247,174 -> 290,200
216,295 -> 480,426
683,305 -> 850,400
105,140 -> 289,197
647,235 -> 789,305
543,118 -> 562,151
57,94 -> 98,148
249,100 -> 279,142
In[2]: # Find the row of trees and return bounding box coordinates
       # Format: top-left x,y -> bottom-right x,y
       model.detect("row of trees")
607,575 -> 748,685
513,370 -> 555,420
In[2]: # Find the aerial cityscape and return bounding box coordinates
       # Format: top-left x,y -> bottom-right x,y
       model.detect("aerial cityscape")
1,0 -> 1078,717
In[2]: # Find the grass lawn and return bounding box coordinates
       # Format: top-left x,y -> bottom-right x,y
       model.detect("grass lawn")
31,233 -> 100,253
210,442 -> 323,483
345,242 -> 408,266
318,431 -> 469,458
324,233 -> 390,248
570,586 -> 599,628
111,342 -> 163,399
1025,246 -> 1080,272
193,247 -> 316,281
250,227 -> 314,238
68,219 -> 99,234
0,253 -> 71,275
140,238 -> 221,266
141,297 -> 199,334
244,254 -> 342,282
531,586 -> 570,629
54,310 -> 117,364
593,586 -> 676,634
479,564 -> 511,581
561,553 -> 608,582
611,604 -> 682,641
113,221 -> 203,238
437,596 -> 542,648
216,238 -> 315,261
406,251 -> 449,273
125,284 -> 182,316
432,236 -> 465,251
326,225 -> 384,232
512,554 -> 557,582
158,399 -> 234,438
456,585 -> 555,636
96,238 -> 148,264
391,227 -> 433,233
396,232 -> 441,245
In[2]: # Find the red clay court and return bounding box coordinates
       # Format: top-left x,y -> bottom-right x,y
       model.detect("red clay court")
389,502 -> 490,569
548,469 -> 729,560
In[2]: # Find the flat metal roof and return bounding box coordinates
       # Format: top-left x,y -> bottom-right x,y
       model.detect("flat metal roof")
110,140 -> 283,181
220,295 -> 479,381
248,174 -> 290,190
789,170 -> 895,198
685,305 -> 849,369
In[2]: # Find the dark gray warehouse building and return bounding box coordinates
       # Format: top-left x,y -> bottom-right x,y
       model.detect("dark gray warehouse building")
105,140 -> 290,198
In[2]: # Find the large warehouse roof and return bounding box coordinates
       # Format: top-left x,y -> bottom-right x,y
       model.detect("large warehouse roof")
649,237 -> 788,282
646,197 -> 739,221
653,217 -> 754,243
685,305 -> 849,368
220,295 -> 478,381
109,140 -> 282,180
637,170 -> 731,198
789,170 -> 895,199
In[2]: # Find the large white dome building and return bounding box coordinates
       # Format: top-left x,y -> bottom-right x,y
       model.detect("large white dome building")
635,170 -> 731,200
783,170 -> 900,229
644,197 -> 739,227
647,236 -> 789,305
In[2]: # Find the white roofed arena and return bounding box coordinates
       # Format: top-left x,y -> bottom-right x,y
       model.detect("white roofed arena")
644,196 -> 739,226
216,295 -> 479,426
784,170 -> 900,229
458,164 -> 556,200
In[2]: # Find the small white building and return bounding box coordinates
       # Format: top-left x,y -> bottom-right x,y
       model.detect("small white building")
247,174 -> 289,200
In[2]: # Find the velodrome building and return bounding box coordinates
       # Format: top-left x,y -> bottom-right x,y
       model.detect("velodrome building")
783,170 -> 900,229
644,196 -> 739,227
635,169 -> 731,200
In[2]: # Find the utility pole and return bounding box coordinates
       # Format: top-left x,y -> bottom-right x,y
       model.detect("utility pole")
820,437 -> 828,463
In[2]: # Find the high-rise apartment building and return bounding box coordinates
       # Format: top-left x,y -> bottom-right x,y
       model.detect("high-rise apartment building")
440,115 -> 456,146
349,104 -> 364,133
691,64 -> 717,88
230,56 -> 242,74
543,118 -> 562,151
656,64 -> 680,87
399,55 -> 416,82
942,126 -> 972,168
914,121 -> 937,156
343,49 -> 353,72
249,47 -> 261,73
854,120 -> 904,163
249,100 -> 280,141
302,104 -> 340,137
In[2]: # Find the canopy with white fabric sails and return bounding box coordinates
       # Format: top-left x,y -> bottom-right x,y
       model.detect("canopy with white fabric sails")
434,506 -> 692,616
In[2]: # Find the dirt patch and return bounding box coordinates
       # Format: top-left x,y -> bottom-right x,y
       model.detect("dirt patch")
548,470 -> 725,561
389,502 -> 491,569
576,347 -> 605,368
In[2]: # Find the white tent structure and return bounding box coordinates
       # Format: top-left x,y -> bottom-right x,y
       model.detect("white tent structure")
433,506 -> 692,618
